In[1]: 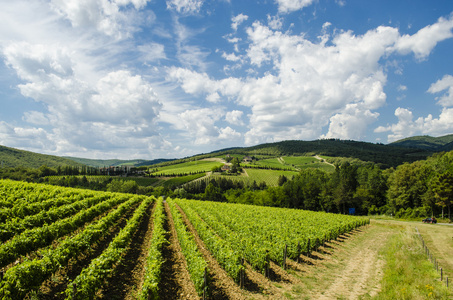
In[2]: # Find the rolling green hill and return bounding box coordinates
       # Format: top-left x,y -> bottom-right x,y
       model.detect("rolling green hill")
0,145 -> 83,169
63,157 -> 174,168
390,134 -> 453,151
205,139 -> 430,168
3,134 -> 451,170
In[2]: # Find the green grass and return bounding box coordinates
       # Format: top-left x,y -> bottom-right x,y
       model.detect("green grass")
376,226 -> 453,299
207,168 -> 299,187
250,158 -> 293,170
159,173 -> 206,187
126,177 -> 160,186
282,156 -> 317,165
245,168 -> 299,186
150,160 -> 222,175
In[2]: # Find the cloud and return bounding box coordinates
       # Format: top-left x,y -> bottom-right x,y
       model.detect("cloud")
173,19 -> 211,70
267,14 -> 283,31
394,15 -> 453,60
275,0 -> 316,13
169,15 -> 453,145
225,110 -> 245,126
321,104 -> 380,140
231,14 -> 248,31
177,108 -> 223,145
2,41 -> 168,158
375,107 -> 453,142
428,74 -> 453,107
398,85 -> 407,91
167,67 -> 243,99
50,0 -> 151,39
171,22 -> 396,143
222,52 -> 243,62
219,126 -> 241,140
137,43 -> 166,62
376,75 -> 453,142
166,0 -> 204,15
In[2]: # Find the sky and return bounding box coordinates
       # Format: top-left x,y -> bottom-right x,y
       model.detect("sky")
0,0 -> 453,160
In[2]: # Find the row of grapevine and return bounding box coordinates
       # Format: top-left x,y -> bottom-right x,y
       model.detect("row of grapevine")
174,199 -> 244,282
0,179 -> 370,299
0,195 -> 145,299
0,180 -> 69,208
167,200 -> 208,297
0,190 -> 88,224
175,199 -> 269,273
139,197 -> 167,300
174,199 -> 368,273
65,196 -> 154,299
0,193 -> 110,242
0,192 -> 130,268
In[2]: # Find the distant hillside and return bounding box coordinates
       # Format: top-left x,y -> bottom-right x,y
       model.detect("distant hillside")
390,134 -> 453,151
3,134 -> 450,170
0,145 -> 83,169
207,139 -> 431,168
64,157 -> 174,168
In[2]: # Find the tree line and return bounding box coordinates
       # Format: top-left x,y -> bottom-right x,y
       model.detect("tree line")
178,151 -> 453,220
1,151 -> 452,220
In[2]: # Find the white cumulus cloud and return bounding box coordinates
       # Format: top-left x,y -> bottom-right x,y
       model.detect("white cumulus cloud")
375,74 -> 453,142
275,0 -> 316,13
2,42 -> 167,158
50,0 -> 151,39
394,15 -> 453,60
428,74 -> 453,107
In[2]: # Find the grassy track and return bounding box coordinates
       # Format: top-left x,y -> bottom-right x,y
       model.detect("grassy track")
273,220 -> 453,299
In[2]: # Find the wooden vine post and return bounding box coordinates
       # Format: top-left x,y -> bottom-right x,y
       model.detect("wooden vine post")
203,267 -> 208,300
283,244 -> 287,270
240,258 -> 245,288
265,250 -> 270,278
297,241 -> 301,263
72,283 -> 77,299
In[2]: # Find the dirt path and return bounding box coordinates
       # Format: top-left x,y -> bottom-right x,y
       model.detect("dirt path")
202,158 -> 225,162
311,225 -> 389,299
314,155 -> 335,168
159,202 -> 199,300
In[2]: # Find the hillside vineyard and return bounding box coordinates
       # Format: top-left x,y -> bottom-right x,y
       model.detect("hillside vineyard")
0,179 -> 368,299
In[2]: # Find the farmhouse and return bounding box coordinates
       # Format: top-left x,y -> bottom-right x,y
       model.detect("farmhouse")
242,156 -> 253,163
221,165 -> 231,171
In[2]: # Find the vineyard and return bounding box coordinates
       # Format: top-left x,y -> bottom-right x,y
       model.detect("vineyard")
0,179 -> 369,299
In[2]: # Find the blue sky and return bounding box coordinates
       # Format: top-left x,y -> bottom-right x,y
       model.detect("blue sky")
0,0 -> 452,159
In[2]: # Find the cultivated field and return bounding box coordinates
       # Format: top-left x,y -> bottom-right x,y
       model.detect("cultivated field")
150,160 -> 223,176
1,179 -> 451,299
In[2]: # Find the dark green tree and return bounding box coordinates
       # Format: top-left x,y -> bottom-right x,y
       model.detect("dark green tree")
431,171 -> 453,220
